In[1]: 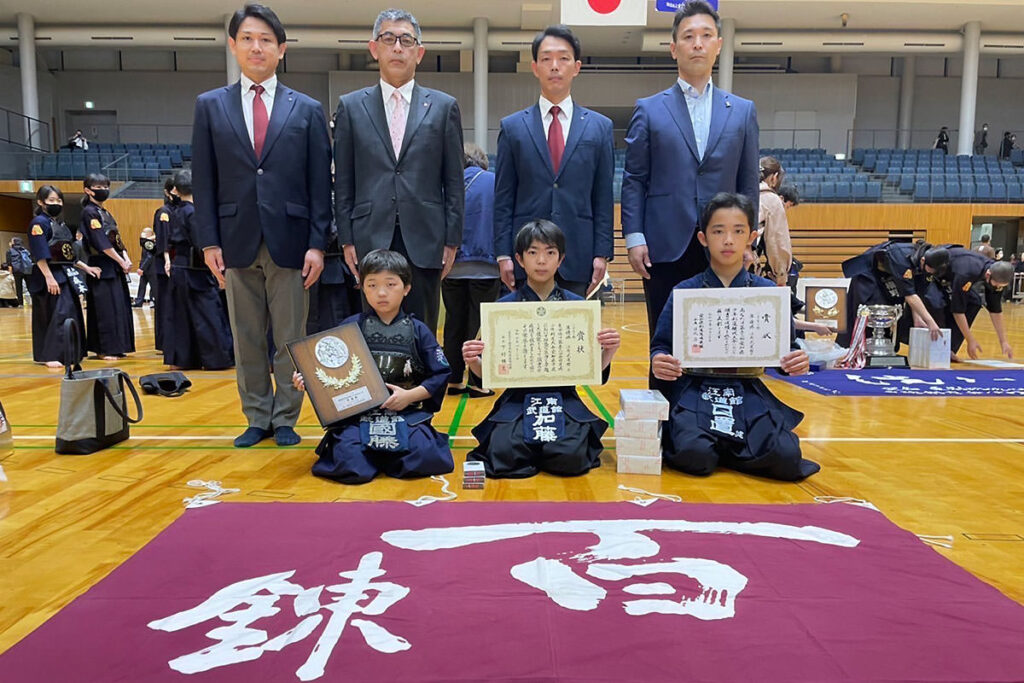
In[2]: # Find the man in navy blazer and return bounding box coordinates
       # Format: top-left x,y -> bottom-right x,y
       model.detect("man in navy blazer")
494,25 -> 614,298
622,1 -> 759,356
334,8 -> 464,333
191,4 -> 332,448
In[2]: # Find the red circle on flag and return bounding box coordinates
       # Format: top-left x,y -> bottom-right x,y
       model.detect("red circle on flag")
588,0 -> 622,14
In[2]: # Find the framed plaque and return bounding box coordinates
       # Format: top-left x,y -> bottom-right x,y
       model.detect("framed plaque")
480,300 -> 602,389
672,288 -> 790,368
796,278 -> 850,333
287,322 -> 389,429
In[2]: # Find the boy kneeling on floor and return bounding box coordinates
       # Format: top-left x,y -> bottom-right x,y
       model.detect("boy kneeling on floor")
462,219 -> 620,478
650,192 -> 820,481
293,249 -> 454,484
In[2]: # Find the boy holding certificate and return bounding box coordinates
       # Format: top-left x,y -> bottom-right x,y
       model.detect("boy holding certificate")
462,220 -> 620,478
650,193 -> 820,481
293,250 -> 454,484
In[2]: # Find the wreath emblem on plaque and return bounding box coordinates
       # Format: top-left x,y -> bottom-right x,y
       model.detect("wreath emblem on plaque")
313,336 -> 362,389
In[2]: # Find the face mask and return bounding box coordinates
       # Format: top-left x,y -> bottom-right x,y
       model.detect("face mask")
170,195 -> 182,206
44,204 -> 63,217
90,188 -> 110,202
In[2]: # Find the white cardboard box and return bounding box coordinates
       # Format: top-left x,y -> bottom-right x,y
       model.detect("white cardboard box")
616,436 -> 662,458
614,412 -> 662,439
616,454 -> 662,475
908,328 -> 951,369
619,389 -> 670,421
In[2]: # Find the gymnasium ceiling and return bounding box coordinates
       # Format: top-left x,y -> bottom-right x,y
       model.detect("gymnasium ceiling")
2,1 -> 1024,56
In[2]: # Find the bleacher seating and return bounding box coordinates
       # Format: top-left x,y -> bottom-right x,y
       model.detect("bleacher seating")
26,142 -> 191,181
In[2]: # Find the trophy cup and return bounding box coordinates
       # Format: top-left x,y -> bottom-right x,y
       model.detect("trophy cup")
858,304 -> 909,368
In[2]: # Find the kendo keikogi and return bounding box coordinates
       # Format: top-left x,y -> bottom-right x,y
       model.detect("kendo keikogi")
26,212 -> 86,365
312,311 -> 454,485
80,198 -> 135,357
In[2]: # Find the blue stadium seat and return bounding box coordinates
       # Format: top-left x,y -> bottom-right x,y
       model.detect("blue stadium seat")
1007,183 -> 1023,201
820,182 -> 837,201
930,181 -> 945,201
990,182 -> 1006,201
975,183 -> 993,201
169,150 -> 183,166
835,182 -> 852,201
899,174 -> 915,193
56,162 -> 74,179
41,157 -> 57,177
803,182 -> 820,200
945,181 -> 961,201
866,181 -> 882,201
960,182 -> 975,201
851,148 -> 866,164
914,181 -> 929,202
156,156 -> 172,171
851,181 -> 867,201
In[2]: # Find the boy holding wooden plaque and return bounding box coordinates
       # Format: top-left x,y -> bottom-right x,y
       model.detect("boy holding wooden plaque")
650,193 -> 820,481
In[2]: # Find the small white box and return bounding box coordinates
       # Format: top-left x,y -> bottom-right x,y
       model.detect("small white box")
463,461 -> 486,476
619,389 -> 670,421
616,454 -> 663,476
614,412 -> 662,439
908,328 -> 951,369
616,436 -> 662,458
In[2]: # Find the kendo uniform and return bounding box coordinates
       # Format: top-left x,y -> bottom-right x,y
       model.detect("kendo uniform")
152,202 -> 175,351
467,284 -> 608,479
134,234 -> 158,306
925,247 -> 1003,354
26,214 -> 85,364
651,268 -> 820,481
80,199 -> 135,356
312,311 -> 454,485
838,240 -> 932,349
306,231 -> 354,335
162,201 -> 234,370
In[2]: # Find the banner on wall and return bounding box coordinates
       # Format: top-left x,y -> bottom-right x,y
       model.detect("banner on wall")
656,0 -> 720,12
561,0 -> 648,26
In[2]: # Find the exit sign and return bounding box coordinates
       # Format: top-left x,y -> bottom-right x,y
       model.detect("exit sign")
18,181 -> 33,193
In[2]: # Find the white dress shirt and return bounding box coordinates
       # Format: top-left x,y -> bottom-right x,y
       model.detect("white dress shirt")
539,95 -> 572,145
240,73 -> 278,148
381,79 -> 416,119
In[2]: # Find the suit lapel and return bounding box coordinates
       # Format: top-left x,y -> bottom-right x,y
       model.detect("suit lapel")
524,105 -> 555,178
259,85 -> 296,162
556,107 -> 590,180
703,87 -> 732,163
218,82 -> 255,163
362,84 -> 397,164
663,86 -> 700,162
397,85 -> 430,165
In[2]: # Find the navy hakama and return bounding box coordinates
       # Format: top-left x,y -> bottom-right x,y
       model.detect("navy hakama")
26,215 -> 85,365
81,200 -> 134,356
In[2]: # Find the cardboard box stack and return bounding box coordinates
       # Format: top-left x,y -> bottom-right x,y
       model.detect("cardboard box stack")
462,460 -> 486,490
615,389 -> 669,475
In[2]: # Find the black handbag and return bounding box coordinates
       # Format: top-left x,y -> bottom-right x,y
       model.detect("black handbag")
140,372 -> 193,397
55,319 -> 143,454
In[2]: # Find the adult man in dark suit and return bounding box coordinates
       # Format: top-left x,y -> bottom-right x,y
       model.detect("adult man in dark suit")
191,3 -> 332,447
333,8 -> 464,333
622,0 -> 759,359
494,25 -> 614,298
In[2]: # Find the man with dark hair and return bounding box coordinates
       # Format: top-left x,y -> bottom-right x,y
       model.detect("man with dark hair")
622,0 -> 759,385
778,184 -> 800,208
191,2 -> 332,447
334,8 -> 464,333
974,122 -> 989,155
493,24 -> 614,298
977,234 -> 996,259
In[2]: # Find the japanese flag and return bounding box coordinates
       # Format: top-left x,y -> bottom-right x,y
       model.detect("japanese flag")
561,0 -> 649,26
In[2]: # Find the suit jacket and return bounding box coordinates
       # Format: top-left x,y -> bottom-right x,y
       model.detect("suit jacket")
621,85 -> 759,264
190,81 -> 332,270
333,83 -> 464,269
494,103 -> 614,284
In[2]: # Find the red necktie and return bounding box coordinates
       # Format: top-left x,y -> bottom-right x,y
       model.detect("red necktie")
548,105 -> 564,173
251,84 -> 268,158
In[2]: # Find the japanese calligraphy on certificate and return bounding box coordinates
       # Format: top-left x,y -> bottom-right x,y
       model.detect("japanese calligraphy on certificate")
480,300 -> 602,389
672,288 -> 790,368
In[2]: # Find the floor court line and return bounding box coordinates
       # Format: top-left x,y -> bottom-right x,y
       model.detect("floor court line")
11,435 -> 1024,443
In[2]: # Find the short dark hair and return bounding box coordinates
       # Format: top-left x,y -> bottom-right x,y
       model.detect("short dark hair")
778,184 -> 800,206
990,261 -> 1013,285
34,184 -> 64,215
229,3 -> 286,45
373,8 -> 421,42
532,25 -> 581,62
700,192 -> 755,232
672,0 -> 721,41
514,219 -> 565,257
173,169 -> 193,196
84,172 -> 110,188
980,234 -> 991,243
359,249 -> 412,286
164,176 -> 175,194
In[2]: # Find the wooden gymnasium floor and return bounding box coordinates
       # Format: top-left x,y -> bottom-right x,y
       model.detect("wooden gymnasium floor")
1,299 -> 1023,653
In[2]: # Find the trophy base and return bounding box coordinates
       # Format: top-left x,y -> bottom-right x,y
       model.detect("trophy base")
865,354 -> 909,369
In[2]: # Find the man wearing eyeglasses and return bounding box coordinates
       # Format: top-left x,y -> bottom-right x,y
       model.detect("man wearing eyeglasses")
333,8 -> 465,333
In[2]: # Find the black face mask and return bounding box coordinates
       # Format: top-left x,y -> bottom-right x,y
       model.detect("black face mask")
90,188 -> 110,202
169,195 -> 182,206
44,204 -> 63,217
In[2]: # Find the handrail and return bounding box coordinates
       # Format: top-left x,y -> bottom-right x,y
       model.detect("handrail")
0,105 -> 51,152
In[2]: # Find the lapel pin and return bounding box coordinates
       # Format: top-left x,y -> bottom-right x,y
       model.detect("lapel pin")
725,100 -> 731,108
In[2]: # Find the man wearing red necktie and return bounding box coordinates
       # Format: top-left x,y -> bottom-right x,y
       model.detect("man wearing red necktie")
191,3 -> 332,448
493,24 -> 614,298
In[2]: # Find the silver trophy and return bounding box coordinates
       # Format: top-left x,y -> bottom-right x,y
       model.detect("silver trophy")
858,304 -> 908,368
